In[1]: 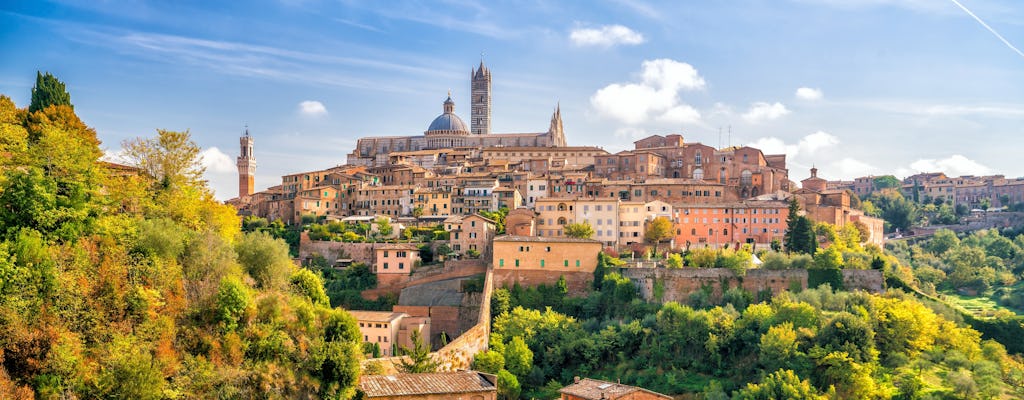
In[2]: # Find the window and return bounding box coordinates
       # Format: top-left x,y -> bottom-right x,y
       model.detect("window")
399,262 -> 405,269
515,259 -> 520,267
384,251 -> 389,258
576,260 -> 581,267
564,260 -> 569,267
383,262 -> 389,270
499,259 -> 504,267
540,260 -> 545,267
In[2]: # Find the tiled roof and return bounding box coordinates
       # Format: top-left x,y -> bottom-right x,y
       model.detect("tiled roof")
493,235 -> 602,244
559,378 -> 671,400
360,371 -> 496,397
347,311 -> 406,322
377,243 -> 420,251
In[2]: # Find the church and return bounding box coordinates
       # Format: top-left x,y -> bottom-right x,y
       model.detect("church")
346,61 -> 568,167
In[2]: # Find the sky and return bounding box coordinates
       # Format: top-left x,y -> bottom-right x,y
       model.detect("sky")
1,0 -> 1023,200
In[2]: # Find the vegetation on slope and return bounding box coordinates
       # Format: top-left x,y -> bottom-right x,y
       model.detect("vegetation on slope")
0,78 -> 363,399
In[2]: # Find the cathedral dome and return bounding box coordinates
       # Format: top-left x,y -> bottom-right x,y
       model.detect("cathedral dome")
426,95 -> 469,134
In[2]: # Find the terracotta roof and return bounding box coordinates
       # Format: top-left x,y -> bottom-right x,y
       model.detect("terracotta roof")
493,235 -> 602,244
559,378 -> 671,400
360,371 -> 497,397
347,311 -> 406,322
376,243 -> 420,251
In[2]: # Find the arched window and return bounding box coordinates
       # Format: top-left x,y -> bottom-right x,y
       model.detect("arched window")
695,152 -> 702,165
719,169 -> 727,183
673,171 -> 680,178
741,170 -> 752,186
693,168 -> 704,180
557,217 -> 567,225
557,203 -> 567,211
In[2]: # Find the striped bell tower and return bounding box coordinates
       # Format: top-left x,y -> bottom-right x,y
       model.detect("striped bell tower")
237,127 -> 256,198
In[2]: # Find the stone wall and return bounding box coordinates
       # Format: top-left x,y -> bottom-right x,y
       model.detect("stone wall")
842,269 -> 885,293
622,268 -> 883,303
491,269 -> 594,296
363,266 -> 494,374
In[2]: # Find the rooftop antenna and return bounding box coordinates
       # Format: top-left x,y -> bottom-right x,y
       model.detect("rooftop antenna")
244,124 -> 249,136
718,127 -> 722,149
728,125 -> 732,147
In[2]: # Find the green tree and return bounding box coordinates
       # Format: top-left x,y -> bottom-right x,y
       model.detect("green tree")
564,221 -> 595,239
29,71 -> 72,113
290,268 -> 330,306
785,198 -> 817,254
812,246 -> 843,270
927,228 -> 959,255
397,329 -> 437,373
874,175 -> 901,190
503,336 -> 533,377
236,231 -> 294,289
497,369 -> 521,400
375,217 -> 393,237
732,369 -> 825,400
215,277 -> 253,332
122,129 -> 206,190
471,350 -> 505,374
665,252 -> 683,268
645,216 -> 673,254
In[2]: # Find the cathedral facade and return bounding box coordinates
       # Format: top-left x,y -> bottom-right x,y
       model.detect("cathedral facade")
346,61 -> 567,167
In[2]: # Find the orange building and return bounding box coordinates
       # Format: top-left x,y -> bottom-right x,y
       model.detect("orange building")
673,199 -> 789,250
492,236 -> 602,272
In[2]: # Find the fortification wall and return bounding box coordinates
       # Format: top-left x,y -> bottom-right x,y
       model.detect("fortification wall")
491,269 -> 593,296
622,268 -> 883,303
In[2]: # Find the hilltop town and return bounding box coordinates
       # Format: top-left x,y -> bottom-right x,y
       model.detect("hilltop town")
221,62 -> 1024,398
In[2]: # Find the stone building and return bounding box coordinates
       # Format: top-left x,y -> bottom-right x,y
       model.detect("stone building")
347,61 -> 567,167
672,199 -> 789,250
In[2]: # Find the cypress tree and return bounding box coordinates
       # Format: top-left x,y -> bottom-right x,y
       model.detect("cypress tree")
29,71 -> 73,113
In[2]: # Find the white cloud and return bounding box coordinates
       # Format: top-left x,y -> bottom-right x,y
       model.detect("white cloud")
747,131 -> 840,159
657,105 -> 702,124
907,155 -> 993,177
299,100 -> 328,116
201,147 -> 235,173
795,87 -> 823,101
570,24 -> 645,47
833,157 -> 877,177
742,102 -> 790,123
590,59 -> 705,125
102,148 -> 129,164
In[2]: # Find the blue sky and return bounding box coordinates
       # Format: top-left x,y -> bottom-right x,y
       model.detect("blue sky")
2,0 -> 1023,200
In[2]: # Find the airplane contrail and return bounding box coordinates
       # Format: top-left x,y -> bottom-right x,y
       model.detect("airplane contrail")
949,0 -> 1024,59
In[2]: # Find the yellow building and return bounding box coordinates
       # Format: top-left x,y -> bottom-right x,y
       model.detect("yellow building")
492,236 -> 602,272
412,187 -> 452,216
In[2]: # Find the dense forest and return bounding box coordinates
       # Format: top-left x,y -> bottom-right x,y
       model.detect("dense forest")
475,254 -> 1024,399
0,74 -> 364,398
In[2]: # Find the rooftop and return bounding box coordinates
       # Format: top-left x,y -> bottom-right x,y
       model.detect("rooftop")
347,310 -> 406,322
376,243 -> 420,251
494,235 -> 602,244
360,371 -> 497,398
559,378 -> 671,400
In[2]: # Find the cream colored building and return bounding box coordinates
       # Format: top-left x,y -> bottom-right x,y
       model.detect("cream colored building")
374,243 -> 420,286
348,311 -> 431,357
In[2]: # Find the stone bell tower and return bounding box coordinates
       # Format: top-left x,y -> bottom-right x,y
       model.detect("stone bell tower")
237,128 -> 256,198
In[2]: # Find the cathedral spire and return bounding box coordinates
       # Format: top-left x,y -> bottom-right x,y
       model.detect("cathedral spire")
471,60 -> 491,135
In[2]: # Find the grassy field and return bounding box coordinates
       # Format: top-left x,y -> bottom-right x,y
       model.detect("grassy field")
940,291 -> 1022,318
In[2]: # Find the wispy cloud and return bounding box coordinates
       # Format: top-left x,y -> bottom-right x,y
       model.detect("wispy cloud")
200,147 -> 235,173
332,17 -> 384,33
949,0 -> 1024,59
61,28 -> 458,92
570,24 -> 645,47
353,1 -> 522,39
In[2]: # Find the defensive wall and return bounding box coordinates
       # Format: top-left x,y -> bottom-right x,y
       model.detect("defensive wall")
490,269 -> 594,296
622,268 -> 884,303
